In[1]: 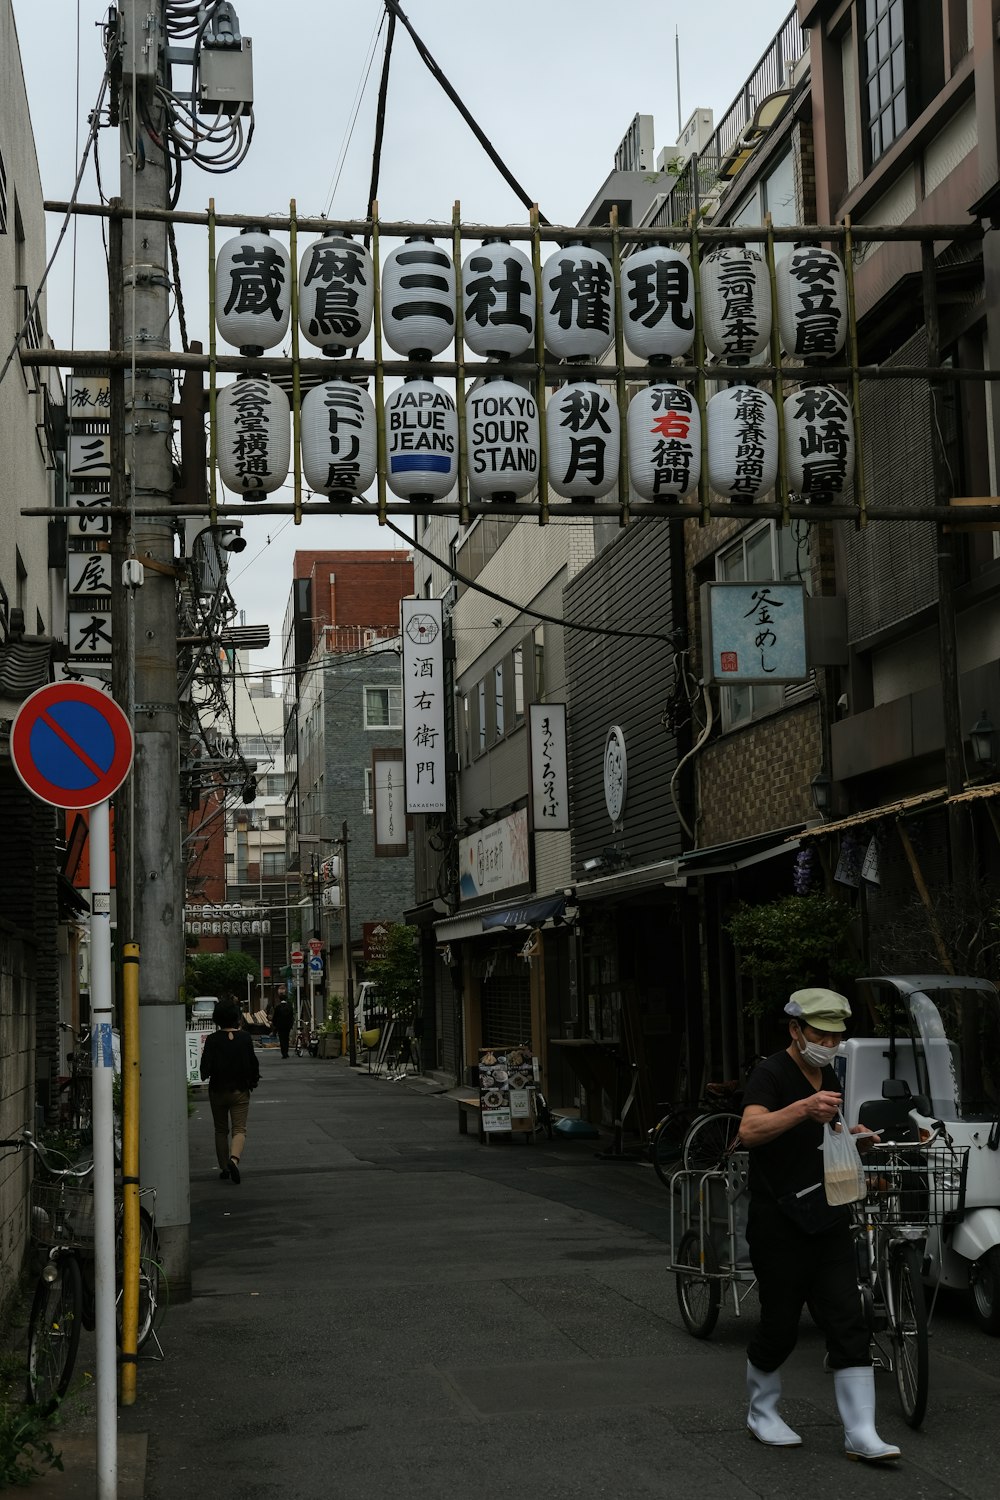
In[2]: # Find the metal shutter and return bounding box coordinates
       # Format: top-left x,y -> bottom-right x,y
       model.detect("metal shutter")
481,972 -> 532,1051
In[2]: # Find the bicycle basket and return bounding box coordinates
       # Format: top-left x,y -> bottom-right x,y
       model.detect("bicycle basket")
29,1180 -> 95,1250
864,1143 -> 969,1227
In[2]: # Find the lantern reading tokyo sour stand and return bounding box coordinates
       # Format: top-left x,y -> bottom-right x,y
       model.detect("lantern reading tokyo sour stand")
300,380 -> 377,499
542,243 -> 616,361
627,384 -> 700,501
384,378 -> 458,501
546,382 -> 619,500
298,233 -> 375,354
217,377 -> 290,497
707,385 -> 778,501
466,378 -> 539,501
381,237 -> 456,358
462,240 -> 535,359
215,229 -> 291,355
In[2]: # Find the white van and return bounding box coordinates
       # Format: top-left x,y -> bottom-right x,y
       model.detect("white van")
190,996 -> 219,1029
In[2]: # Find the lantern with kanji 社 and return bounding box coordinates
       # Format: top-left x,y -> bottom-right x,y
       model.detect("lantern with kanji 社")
384,378 -> 458,500
466,377 -> 540,501
546,381 -> 619,499
298,234 -> 375,354
541,243 -> 615,361
300,380 -> 377,499
217,376 -> 290,496
776,244 -> 848,360
706,384 -> 778,501
627,383 -> 700,501
215,229 -> 291,355
700,245 -> 771,361
784,385 -> 854,502
381,237 -> 456,358
462,240 -> 535,359
621,246 -> 695,361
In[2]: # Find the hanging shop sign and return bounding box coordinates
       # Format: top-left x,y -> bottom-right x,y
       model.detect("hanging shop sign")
620,245 -> 695,360
372,747 -> 408,857
66,374 -> 111,415
68,495 -> 112,538
215,229 -> 291,354
67,552 -> 113,600
541,243 -> 615,360
298,233 -> 374,354
461,240 -> 535,358
784,385 -> 854,502
603,725 -> 627,824
627,383 -> 700,501
385,379 -> 458,500
700,581 -> 808,685
529,703 -> 569,831
466,378 -> 539,500
68,434 -> 111,482
547,382 -> 619,499
706,385 -> 779,501
776,244 -> 848,359
401,598 -> 446,814
300,379 -> 377,499
217,377 -> 290,495
68,611 -> 113,661
700,245 -> 771,360
459,808 -> 531,902
382,237 -> 456,358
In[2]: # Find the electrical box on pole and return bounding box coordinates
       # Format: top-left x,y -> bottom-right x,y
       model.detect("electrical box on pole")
198,39 -> 253,116
117,5 -> 162,81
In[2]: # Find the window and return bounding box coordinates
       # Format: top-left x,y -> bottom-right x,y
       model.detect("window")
729,152 -> 797,260
363,766 -> 374,814
533,626 -> 546,700
262,851 -> 284,877
494,662 -> 505,739
477,679 -> 487,755
512,645 -> 524,721
266,815 -> 284,831
264,773 -> 284,798
364,684 -> 402,728
862,0 -> 908,163
716,522 -> 810,730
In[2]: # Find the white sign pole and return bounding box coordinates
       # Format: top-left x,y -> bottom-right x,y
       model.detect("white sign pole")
89,797 -> 118,1499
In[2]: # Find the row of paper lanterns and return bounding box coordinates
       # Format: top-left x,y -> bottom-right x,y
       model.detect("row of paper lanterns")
216,230 -> 849,365
217,374 -> 855,503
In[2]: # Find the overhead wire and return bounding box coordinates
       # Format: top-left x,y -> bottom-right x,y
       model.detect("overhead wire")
319,7 -> 386,219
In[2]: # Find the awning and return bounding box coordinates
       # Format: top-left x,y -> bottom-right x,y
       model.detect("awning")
574,857 -> 683,902
793,783 -> 1000,841
677,824 -> 804,878
58,874 -> 90,917
481,895 -> 565,931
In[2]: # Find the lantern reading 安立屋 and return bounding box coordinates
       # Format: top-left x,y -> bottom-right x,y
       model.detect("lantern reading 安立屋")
384,378 -> 458,500
700,245 -> 771,362
215,229 -> 291,355
381,238 -> 456,359
466,378 -> 540,500
627,383 -> 700,501
298,234 -> 375,354
784,384 -> 854,502
300,380 -> 377,499
546,381 -> 619,500
776,244 -> 848,360
541,244 -> 616,362
462,240 -> 535,360
217,377 -> 290,496
706,384 -> 778,501
621,246 -> 695,361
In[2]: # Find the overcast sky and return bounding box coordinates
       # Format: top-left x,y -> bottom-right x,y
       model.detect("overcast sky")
12,0 -> 795,666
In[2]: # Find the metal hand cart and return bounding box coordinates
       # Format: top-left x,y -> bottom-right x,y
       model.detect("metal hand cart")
669,1150 -> 757,1338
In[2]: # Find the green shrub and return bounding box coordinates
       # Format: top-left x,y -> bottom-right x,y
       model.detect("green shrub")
725,893 -> 860,1016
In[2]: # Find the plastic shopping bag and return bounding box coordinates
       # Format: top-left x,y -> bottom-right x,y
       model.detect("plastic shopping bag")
822,1109 -> 867,1205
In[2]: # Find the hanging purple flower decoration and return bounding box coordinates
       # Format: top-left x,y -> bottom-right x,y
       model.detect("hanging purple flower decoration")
793,847 -> 818,896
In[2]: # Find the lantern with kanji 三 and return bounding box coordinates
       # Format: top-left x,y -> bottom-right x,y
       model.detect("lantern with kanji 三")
382,237 -> 456,358
215,229 -> 291,355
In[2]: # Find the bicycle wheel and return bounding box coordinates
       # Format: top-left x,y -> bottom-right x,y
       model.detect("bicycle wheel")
651,1110 -> 689,1186
27,1255 -> 83,1408
887,1242 -> 928,1428
683,1112 -> 743,1174
116,1206 -> 162,1350
675,1228 -> 721,1338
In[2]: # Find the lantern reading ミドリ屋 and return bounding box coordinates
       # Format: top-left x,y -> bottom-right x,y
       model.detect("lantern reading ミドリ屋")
300,380 -> 377,499
621,246 -> 695,361
784,384 -> 854,502
217,377 -> 290,496
466,378 -> 539,500
215,230 -> 291,355
462,240 -> 535,359
776,245 -> 848,360
707,384 -> 778,501
627,383 -> 700,501
541,244 -> 616,361
701,246 -> 771,361
384,378 -> 458,500
298,234 -> 375,354
546,382 -> 619,499
381,238 -> 456,358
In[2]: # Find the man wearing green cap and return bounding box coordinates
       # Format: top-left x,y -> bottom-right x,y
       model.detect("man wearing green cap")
738,987 -> 900,1463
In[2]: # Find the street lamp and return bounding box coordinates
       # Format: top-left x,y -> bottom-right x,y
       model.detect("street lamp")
969,710 -> 997,773
810,770 -> 833,817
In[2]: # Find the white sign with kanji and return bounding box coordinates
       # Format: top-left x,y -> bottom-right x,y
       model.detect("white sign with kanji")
401,598 -> 446,814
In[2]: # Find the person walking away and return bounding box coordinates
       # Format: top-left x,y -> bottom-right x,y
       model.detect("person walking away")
271,994 -> 294,1057
200,997 -> 260,1184
739,987 -> 899,1463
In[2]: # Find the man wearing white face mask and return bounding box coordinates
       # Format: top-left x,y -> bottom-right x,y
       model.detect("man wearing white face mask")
738,988 -> 900,1464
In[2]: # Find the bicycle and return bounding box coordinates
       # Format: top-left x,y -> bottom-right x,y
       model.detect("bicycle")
57,1021 -> 92,1136
649,1080 -> 745,1186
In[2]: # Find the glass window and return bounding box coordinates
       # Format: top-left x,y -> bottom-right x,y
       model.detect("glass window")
494,662 -> 505,739
512,645 -> 524,721
533,625 -> 545,700
262,851 -> 284,877
364,684 -> 402,728
477,680 -> 487,755
862,0 -> 908,163
363,767 -> 374,815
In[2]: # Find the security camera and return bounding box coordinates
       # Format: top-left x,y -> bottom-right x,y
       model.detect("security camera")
217,522 -> 246,554
491,614 -> 502,629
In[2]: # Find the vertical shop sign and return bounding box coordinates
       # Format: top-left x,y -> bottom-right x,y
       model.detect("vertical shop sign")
401,599 -> 446,813
373,747 -> 408,856
529,703 -> 569,830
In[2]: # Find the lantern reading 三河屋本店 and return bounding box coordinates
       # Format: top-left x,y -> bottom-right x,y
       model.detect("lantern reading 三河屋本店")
707,384 -> 778,501
784,384 -> 854,502
546,382 -> 619,499
300,380 -> 377,499
621,245 -> 695,361
298,234 -> 375,354
627,383 -> 700,501
381,237 -> 456,358
776,244 -> 848,360
384,378 -> 458,500
462,240 -> 535,359
700,245 -> 771,361
541,244 -> 616,361
215,229 -> 291,354
217,377 -> 290,496
466,378 -> 540,500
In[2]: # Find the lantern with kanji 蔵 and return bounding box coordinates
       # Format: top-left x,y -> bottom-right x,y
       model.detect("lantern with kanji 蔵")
466,378 -> 540,500
707,384 -> 778,500
784,384 -> 854,502
300,380 -> 377,499
546,381 -> 619,499
541,243 -> 616,361
700,245 -> 771,361
384,378 -> 458,500
462,240 -> 535,359
217,377 -> 290,496
381,237 -> 456,358
215,229 -> 291,354
621,246 -> 695,361
627,383 -> 700,501
298,233 -> 374,354
776,244 -> 848,359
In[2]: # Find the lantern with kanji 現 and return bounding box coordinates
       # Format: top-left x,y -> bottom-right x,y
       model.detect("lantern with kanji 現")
706,384 -> 778,501
466,377 -> 540,500
381,237 -> 456,358
621,246 -> 695,361
215,229 -> 291,354
541,243 -> 616,361
300,380 -> 377,499
298,234 -> 375,354
216,377 -> 290,496
700,245 -> 771,361
776,244 -> 848,360
384,378 -> 458,500
546,381 -> 619,499
462,240 -> 535,359
784,384 -> 854,502
627,383 -> 700,501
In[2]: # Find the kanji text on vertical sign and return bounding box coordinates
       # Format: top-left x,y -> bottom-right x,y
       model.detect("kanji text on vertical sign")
529,703 -> 569,830
401,599 -> 446,813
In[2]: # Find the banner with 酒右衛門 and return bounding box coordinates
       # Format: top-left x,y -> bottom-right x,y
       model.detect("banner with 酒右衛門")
401,600 -> 446,813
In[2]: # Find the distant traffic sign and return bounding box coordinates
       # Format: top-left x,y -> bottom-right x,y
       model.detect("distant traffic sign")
290,949 -> 304,966
11,682 -> 133,810
308,956 -> 323,974
307,937 -> 323,956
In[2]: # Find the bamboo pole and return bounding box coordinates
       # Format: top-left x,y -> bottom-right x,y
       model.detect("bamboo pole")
763,214 -> 789,528
371,202 -> 388,527
289,200 -> 302,526
842,215 -> 868,527
452,201 -> 470,528
896,820 -> 955,974
118,942 -> 141,1405
530,205 -> 550,527
207,199 -> 218,525
689,214 -> 710,526
609,206 -> 630,528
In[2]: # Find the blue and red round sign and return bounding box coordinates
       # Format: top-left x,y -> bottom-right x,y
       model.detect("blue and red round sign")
11,682 -> 133,810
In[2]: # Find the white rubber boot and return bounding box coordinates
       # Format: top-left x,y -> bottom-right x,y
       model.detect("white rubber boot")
746,1361 -> 802,1447
833,1366 -> 901,1461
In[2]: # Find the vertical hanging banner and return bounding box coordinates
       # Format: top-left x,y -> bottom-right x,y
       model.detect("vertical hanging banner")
401,599 -> 446,813
529,703 -> 569,830
373,747 -> 408,856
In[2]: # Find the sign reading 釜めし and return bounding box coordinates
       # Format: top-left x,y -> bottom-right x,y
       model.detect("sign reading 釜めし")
459,808 -> 530,902
529,703 -> 569,831
401,599 -> 446,814
701,581 -> 808,685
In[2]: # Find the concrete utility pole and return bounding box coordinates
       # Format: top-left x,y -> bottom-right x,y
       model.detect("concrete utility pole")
117,1 -> 190,1295
340,822 -> 356,1066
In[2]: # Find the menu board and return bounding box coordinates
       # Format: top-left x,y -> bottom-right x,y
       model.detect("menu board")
479,1044 -> 536,1133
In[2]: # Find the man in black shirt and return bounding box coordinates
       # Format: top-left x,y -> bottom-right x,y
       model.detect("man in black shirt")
739,987 -> 899,1462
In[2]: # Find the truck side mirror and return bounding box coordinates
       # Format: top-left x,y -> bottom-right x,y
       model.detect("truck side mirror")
882,1077 -> 912,1100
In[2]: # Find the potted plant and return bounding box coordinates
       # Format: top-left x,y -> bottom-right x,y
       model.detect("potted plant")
317,996 -> 343,1058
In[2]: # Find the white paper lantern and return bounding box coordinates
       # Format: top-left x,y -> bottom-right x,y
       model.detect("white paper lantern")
700,246 -> 771,361
217,377 -> 290,496
776,244 -> 848,359
301,380 -> 377,498
707,385 -> 778,501
546,382 -> 619,499
541,244 -> 615,361
462,240 -> 535,359
621,246 -> 695,360
381,237 -> 456,358
466,378 -> 540,500
627,383 -> 700,501
298,234 -> 375,353
215,230 -> 291,353
384,378 -> 458,500
784,384 -> 854,501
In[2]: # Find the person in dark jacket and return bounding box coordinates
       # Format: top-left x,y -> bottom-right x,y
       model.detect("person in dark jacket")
271,995 -> 295,1057
200,997 -> 260,1184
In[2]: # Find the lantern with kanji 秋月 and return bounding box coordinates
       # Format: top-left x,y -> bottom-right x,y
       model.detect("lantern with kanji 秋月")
384,378 -> 458,500
298,233 -> 374,354
546,381 -> 619,499
541,243 -> 616,361
300,380 -> 377,499
784,384 -> 854,502
215,229 -> 291,354
621,246 -> 695,361
381,237 -> 456,358
627,383 -> 700,501
700,245 -> 771,361
466,377 -> 539,500
462,240 -> 535,359
707,384 -> 778,500
217,376 -> 290,496
776,244 -> 848,360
